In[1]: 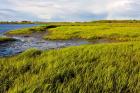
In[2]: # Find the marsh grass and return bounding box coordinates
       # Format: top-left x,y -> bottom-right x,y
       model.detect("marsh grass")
5,22 -> 140,41
1,21 -> 140,93
44,23 -> 140,41
5,26 -> 48,35
0,42 -> 140,93
0,37 -> 16,43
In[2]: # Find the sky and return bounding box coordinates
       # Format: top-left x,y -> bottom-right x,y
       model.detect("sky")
0,0 -> 140,22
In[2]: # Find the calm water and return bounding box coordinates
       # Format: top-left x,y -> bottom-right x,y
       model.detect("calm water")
0,24 -> 90,57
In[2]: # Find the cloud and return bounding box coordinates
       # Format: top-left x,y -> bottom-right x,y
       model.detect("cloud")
0,0 -> 140,21
106,0 -> 140,19
0,8 -> 41,21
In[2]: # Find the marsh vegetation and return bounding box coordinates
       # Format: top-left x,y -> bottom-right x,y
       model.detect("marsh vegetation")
0,20 -> 140,93
0,37 -> 16,43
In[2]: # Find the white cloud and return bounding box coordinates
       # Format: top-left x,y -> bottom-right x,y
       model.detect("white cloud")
0,0 -> 140,21
106,0 -> 139,19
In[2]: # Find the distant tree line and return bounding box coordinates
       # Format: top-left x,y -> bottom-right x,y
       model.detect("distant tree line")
1,20 -> 140,24
0,21 -> 34,24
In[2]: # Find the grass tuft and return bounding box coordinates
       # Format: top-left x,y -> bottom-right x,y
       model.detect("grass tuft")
0,37 -> 16,43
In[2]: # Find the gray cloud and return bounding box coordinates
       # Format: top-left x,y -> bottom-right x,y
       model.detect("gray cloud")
0,0 -> 140,21
0,8 -> 41,21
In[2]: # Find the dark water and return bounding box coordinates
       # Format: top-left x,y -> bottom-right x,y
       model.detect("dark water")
0,24 -> 90,57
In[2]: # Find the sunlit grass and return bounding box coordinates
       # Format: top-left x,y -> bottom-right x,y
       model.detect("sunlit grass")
1,21 -> 140,93
6,22 -> 140,41
44,23 -> 140,40
5,26 -> 47,35
0,42 -> 140,93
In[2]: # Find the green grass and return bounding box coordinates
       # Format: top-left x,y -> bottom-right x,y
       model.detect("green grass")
44,23 -> 140,40
6,22 -> 140,41
2,21 -> 140,93
0,37 -> 16,43
0,42 -> 140,93
5,25 -> 47,35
